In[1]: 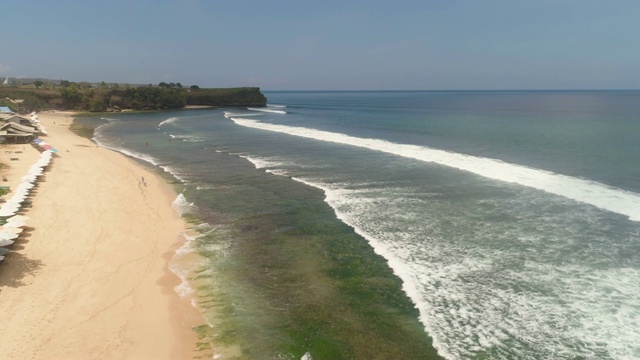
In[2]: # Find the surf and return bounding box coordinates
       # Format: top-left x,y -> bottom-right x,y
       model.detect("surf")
247,107 -> 287,114
230,117 -> 640,222
158,116 -> 180,127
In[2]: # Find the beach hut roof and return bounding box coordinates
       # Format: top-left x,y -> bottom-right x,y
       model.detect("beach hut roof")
1,122 -> 38,134
6,115 -> 30,123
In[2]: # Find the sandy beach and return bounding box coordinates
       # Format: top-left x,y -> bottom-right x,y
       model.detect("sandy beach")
0,111 -> 200,359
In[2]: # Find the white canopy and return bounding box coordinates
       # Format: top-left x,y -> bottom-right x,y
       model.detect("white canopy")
0,238 -> 15,247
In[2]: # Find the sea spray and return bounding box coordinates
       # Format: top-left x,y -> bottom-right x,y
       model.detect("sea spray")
158,116 -> 180,127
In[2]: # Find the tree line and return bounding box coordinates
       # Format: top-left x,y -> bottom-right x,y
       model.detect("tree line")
0,82 -> 266,112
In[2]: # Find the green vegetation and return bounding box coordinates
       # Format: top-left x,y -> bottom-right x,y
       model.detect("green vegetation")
0,81 -> 267,112
0,98 -> 16,112
187,87 -> 267,107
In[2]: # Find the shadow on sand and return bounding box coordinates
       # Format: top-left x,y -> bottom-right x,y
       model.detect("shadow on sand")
0,228 -> 43,290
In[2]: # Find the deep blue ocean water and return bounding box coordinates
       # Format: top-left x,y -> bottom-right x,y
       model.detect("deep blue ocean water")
82,91 -> 640,359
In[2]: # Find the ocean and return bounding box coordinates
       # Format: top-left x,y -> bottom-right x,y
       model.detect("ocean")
78,90 -> 640,359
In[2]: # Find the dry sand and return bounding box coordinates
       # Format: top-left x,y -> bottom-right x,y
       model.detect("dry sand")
0,111 -> 201,359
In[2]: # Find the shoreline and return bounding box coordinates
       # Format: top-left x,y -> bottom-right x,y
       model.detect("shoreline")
0,110 -> 203,359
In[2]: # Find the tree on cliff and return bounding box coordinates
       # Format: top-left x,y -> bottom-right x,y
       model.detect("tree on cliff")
61,85 -> 82,107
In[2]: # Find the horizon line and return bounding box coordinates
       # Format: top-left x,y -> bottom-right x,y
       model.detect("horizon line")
262,88 -> 640,92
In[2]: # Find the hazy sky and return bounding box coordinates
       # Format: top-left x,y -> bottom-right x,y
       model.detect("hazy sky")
1,0 -> 639,90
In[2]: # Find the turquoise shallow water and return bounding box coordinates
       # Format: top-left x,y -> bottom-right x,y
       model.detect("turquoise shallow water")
79,91 -> 640,359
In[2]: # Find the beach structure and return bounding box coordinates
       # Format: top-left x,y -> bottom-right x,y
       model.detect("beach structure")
0,147 -> 53,261
30,113 -> 47,135
0,239 -> 15,247
5,115 -> 36,127
0,106 -> 13,114
0,153 -> 51,258
0,114 -> 48,143
0,121 -> 38,144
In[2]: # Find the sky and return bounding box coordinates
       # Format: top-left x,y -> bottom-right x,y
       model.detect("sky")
1,0 -> 639,90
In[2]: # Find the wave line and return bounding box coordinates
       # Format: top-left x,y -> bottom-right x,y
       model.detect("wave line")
247,107 -> 287,114
230,118 -> 640,221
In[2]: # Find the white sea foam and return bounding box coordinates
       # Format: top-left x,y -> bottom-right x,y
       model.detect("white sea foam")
192,222 -> 215,233
286,175 -> 640,359
170,241 -> 201,299
223,111 -> 264,118
265,169 -> 289,177
172,193 -> 196,215
99,117 -> 120,122
93,136 -> 161,167
168,231 -> 197,298
247,107 -> 287,114
267,104 -> 287,108
289,176 -> 451,357
158,116 -> 180,127
226,127 -> 640,358
237,154 -> 314,177
93,122 -> 163,167
238,154 -> 327,173
160,165 -> 187,183
236,154 -> 285,169
169,134 -> 205,142
230,118 -> 640,222
171,262 -> 195,297
169,195 -> 206,299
